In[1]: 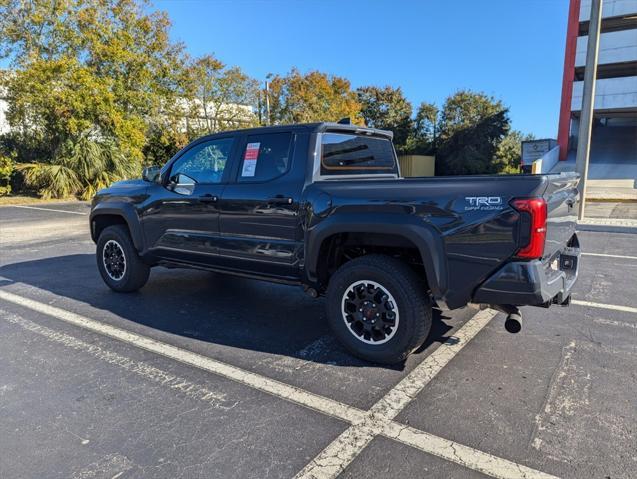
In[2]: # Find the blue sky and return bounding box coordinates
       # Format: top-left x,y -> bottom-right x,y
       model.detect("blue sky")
1,1 -> 569,138
155,0 -> 570,138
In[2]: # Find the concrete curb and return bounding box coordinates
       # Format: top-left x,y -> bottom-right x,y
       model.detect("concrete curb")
586,197 -> 637,203
577,218 -> 637,234
578,218 -> 637,227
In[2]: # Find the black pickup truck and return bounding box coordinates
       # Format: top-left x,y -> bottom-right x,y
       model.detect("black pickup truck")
90,122 -> 581,363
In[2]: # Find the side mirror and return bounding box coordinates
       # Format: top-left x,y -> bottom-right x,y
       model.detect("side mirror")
142,166 -> 160,183
169,173 -> 196,196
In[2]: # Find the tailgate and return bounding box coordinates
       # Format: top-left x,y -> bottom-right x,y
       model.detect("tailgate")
543,172 -> 579,261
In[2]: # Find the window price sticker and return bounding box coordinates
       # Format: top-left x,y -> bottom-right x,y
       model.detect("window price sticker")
241,142 -> 260,177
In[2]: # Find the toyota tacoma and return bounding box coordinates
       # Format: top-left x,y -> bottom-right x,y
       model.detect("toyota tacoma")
90,122 -> 581,363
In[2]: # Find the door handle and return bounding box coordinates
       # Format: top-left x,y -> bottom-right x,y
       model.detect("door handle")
267,196 -> 293,205
199,194 -> 218,203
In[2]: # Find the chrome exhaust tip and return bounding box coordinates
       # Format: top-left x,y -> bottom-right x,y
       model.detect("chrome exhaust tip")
504,312 -> 523,334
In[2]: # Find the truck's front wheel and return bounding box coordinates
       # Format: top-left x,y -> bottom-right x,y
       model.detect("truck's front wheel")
96,225 -> 150,293
326,255 -> 432,364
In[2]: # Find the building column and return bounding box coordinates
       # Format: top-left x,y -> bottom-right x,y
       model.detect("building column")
557,0 -> 582,161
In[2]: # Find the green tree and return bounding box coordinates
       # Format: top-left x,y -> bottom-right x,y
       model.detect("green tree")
356,85 -> 413,149
183,54 -> 259,135
438,90 -> 507,142
266,69 -> 362,125
406,102 -> 438,154
0,0 -> 81,62
142,122 -> 191,167
436,91 -> 511,175
494,130 -> 535,174
0,0 -> 187,191
5,56 -> 147,160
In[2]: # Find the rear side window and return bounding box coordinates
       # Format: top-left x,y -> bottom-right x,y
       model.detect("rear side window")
238,132 -> 293,182
321,133 -> 397,176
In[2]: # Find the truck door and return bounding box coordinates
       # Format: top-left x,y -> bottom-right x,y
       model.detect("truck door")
141,136 -> 236,263
217,131 -> 305,280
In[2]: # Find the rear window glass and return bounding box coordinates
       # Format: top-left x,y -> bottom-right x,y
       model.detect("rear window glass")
238,132 -> 293,182
321,133 -> 397,176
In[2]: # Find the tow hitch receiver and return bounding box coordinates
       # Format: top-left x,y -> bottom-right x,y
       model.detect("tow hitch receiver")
560,252 -> 578,271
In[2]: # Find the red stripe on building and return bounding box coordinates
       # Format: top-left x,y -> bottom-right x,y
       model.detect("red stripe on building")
557,0 -> 581,160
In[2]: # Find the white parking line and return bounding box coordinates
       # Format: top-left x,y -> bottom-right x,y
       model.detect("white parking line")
7,204 -> 87,215
578,218 -> 637,228
582,252 -> 637,260
294,309 -> 501,479
592,317 -> 637,329
0,289 -> 364,425
382,422 -> 557,479
571,299 -> 637,314
0,289 -> 557,479
3,310 -> 239,410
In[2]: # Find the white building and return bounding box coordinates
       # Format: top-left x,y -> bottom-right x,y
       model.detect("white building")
173,98 -> 256,133
0,78 -> 9,135
0,99 -> 9,135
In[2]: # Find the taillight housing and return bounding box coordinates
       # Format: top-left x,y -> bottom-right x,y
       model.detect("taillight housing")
511,198 -> 547,259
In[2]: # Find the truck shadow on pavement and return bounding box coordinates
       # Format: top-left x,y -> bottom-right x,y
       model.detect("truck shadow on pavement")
0,253 -> 456,370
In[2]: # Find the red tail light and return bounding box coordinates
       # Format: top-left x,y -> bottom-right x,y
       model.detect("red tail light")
511,198 -> 547,259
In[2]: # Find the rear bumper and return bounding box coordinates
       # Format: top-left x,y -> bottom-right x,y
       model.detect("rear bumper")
472,248 -> 580,306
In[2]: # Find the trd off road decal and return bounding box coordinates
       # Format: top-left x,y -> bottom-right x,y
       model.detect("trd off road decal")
464,196 -> 504,211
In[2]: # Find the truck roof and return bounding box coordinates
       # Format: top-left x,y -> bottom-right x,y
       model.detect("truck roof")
196,122 -> 394,140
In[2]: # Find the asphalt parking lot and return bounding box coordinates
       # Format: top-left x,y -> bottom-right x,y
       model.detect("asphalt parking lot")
0,202 -> 635,479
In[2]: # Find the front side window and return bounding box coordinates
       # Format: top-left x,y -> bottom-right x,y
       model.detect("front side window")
321,133 -> 397,176
170,137 -> 234,184
238,132 -> 293,182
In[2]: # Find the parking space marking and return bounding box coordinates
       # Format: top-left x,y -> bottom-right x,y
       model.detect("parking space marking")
71,454 -> 134,479
382,422 -> 558,479
294,309 -> 503,479
582,252 -> 637,260
0,290 -> 558,479
2,310 -> 239,410
6,204 -> 87,215
370,310 -> 496,418
530,340 -> 587,461
571,299 -> 637,314
592,317 -> 637,329
0,289 -> 365,425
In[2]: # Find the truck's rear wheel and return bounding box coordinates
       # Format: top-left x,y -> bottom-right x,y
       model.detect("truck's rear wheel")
326,255 -> 432,364
97,225 -> 150,292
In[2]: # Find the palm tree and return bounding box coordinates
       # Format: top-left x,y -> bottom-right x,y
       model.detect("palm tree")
18,131 -> 138,200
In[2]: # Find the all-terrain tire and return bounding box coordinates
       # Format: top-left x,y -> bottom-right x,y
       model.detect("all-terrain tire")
96,225 -> 150,292
326,254 -> 432,364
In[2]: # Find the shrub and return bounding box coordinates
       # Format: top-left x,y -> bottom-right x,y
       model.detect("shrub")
0,154 -> 14,196
18,131 -> 138,200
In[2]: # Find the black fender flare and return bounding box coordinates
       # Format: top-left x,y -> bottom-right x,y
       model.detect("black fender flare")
89,202 -> 144,252
305,212 -> 447,299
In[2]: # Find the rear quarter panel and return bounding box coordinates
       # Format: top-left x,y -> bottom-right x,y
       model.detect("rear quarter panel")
306,175 -> 549,309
